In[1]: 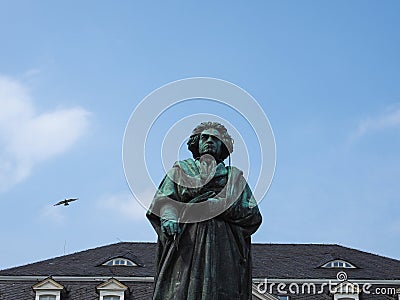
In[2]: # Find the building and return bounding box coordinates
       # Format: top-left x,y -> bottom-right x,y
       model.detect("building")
0,242 -> 399,299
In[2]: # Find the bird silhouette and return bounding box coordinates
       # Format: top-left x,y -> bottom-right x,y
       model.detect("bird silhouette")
54,198 -> 78,206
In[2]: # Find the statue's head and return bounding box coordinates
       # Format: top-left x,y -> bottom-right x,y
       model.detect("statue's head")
187,122 -> 234,161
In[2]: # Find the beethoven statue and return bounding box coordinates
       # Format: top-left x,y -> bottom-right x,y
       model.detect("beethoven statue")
147,121 -> 262,300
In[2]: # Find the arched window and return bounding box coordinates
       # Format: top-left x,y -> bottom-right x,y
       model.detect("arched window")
322,260 -> 356,268
103,257 -> 137,266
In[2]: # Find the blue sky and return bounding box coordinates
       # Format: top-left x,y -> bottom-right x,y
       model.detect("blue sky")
0,1 -> 399,270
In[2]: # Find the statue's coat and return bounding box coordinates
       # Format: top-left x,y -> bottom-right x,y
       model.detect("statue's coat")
147,158 -> 262,300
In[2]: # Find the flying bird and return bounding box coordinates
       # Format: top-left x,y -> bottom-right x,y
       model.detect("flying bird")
54,198 -> 79,206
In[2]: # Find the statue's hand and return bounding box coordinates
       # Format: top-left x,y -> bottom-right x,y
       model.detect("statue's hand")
161,219 -> 181,236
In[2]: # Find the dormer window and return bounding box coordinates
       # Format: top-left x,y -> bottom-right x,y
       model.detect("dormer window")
103,258 -> 137,266
39,296 -> 56,300
96,278 -> 128,300
322,260 -> 356,269
32,278 -> 64,300
332,281 -> 360,300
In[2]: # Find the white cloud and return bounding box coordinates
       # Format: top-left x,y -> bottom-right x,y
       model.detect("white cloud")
0,75 -> 91,191
355,105 -> 400,138
98,190 -> 154,221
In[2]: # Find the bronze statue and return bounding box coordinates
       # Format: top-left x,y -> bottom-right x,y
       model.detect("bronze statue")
147,121 -> 262,299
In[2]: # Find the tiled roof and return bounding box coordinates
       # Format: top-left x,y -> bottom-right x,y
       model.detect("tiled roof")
251,243 -> 400,280
0,281 -> 35,299
0,242 -> 156,277
1,242 -> 400,280
1,243 -> 400,300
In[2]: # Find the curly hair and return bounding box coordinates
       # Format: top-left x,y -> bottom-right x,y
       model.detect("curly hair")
187,122 -> 234,160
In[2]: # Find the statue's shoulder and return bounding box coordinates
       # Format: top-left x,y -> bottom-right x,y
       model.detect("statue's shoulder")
172,158 -> 195,169
227,165 -> 244,177
172,158 -> 198,175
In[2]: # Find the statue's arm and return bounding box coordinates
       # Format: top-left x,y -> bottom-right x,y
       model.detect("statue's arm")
219,180 -> 262,236
147,167 -> 181,236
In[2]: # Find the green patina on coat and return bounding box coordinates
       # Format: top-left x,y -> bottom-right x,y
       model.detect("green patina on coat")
147,158 -> 262,300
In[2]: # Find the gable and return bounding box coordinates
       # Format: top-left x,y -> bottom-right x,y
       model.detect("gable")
97,278 -> 128,290
32,278 -> 64,290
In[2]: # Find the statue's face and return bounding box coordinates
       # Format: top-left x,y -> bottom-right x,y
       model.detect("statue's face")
198,128 -> 222,160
